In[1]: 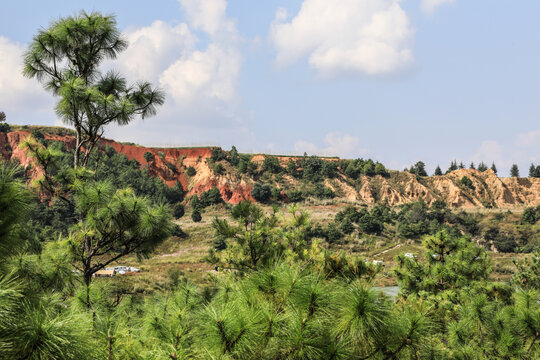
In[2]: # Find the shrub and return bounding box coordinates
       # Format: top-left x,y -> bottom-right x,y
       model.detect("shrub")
262,156 -> 283,174
213,163 -> 224,175
287,189 -> 304,203
173,203 -> 185,219
210,147 -> 226,162
186,166 -> 196,176
191,209 -> 202,222
251,182 -> 272,203
521,207 -> 537,225
459,176 -> 475,190
199,187 -> 223,207
158,151 -> 165,160
143,151 -> 154,163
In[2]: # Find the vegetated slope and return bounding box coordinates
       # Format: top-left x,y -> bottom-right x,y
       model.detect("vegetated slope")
2,127 -> 540,208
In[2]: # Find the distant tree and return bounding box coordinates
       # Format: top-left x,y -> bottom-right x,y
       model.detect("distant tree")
434,165 -> 442,176
536,165 -> 540,178
157,151 -> 165,161
522,207 -> 538,225
262,156 -> 282,174
410,161 -> 427,176
510,164 -> 519,177
143,151 -> 154,164
237,159 -> 247,174
374,162 -> 388,177
251,183 -> 272,203
490,162 -> 497,174
24,11 -> 164,168
173,203 -> 185,219
0,111 -> 9,132
529,163 -> 536,177
229,146 -> 239,166
186,166 -> 196,177
213,163 -> 224,175
286,159 -> 299,178
446,160 -> 458,173
363,161 -> 375,176
469,162 -> 475,170
458,162 -> 465,169
287,190 -> 304,203
191,209 -> 202,222
478,162 -> 488,172
210,147 -> 226,162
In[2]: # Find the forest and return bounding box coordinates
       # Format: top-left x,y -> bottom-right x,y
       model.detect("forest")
0,11 -> 539,360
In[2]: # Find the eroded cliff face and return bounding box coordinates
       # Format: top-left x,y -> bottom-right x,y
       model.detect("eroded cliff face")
2,129 -> 540,208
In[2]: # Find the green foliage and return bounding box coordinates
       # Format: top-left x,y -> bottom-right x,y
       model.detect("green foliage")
459,176 -> 475,190
143,151 -> 154,163
409,161 -> 428,176
478,161 -> 488,172
434,165 -> 443,176
199,187 -> 223,208
447,160 -> 458,173
262,155 -> 283,174
210,147 -> 226,162
186,166 -> 196,176
0,111 -> 9,132
90,146 -> 184,205
287,189 -> 304,203
24,11 -> 164,168
522,207 -> 538,225
228,145 -> 240,166
212,162 -> 224,175
173,203 -> 185,219
512,250 -> 540,289
510,164 -> 519,177
191,209 -> 202,222
251,182 -> 272,203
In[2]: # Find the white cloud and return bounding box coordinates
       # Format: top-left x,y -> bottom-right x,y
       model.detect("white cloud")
105,0 -> 249,147
294,132 -> 367,158
420,0 -> 455,14
0,36 -> 53,118
470,140 -> 505,166
516,130 -> 540,148
270,0 -> 414,78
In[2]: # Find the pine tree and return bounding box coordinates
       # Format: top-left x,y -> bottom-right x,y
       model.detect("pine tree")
24,12 -> 164,168
510,164 -> 519,177
478,162 -> 488,172
469,162 -> 476,170
446,160 -> 458,174
434,165 -> 442,176
491,162 -> 497,174
530,163 -> 536,177
459,162 -> 465,169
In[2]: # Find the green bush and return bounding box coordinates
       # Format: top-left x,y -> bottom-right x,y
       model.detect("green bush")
186,166 -> 196,176
251,182 -> 272,203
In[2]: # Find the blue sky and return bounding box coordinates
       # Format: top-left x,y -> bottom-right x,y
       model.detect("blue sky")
1,0 -> 540,175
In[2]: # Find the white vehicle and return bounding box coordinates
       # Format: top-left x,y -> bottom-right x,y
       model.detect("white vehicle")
372,260 -> 384,265
127,267 -> 140,273
404,253 -> 415,258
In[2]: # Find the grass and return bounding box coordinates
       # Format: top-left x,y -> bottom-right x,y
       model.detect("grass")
98,203 -> 527,290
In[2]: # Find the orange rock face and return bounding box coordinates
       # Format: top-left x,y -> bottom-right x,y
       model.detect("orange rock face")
2,130 -> 540,208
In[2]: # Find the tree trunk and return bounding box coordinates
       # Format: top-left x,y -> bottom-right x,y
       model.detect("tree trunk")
74,127 -> 81,169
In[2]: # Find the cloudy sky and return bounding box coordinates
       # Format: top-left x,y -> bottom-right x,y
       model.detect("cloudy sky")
1,0 -> 540,175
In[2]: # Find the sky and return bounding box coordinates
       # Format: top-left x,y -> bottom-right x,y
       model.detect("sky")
1,0 -> 540,176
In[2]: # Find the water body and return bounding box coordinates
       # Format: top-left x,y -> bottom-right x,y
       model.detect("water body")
375,286 -> 399,299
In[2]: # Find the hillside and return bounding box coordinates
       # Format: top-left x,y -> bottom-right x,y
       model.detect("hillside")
2,126 -> 540,209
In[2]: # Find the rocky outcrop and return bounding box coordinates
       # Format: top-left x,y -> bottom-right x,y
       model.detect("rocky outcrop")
2,129 -> 540,208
